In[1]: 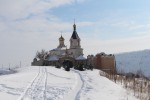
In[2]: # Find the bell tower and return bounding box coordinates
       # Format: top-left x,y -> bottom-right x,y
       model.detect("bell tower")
58,35 -> 65,48
70,22 -> 81,49
68,21 -> 83,58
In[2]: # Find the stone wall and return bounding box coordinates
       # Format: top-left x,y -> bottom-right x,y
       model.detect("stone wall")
100,56 -> 116,73
87,53 -> 116,74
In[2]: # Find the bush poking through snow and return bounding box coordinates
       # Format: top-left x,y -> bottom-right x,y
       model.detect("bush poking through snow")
101,70 -> 150,100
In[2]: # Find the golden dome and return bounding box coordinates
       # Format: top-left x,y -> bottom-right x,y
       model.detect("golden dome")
59,35 -> 64,41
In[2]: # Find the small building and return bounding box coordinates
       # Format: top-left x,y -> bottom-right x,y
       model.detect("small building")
48,55 -> 59,66
75,55 -> 87,65
87,53 -> 116,74
32,58 -> 44,66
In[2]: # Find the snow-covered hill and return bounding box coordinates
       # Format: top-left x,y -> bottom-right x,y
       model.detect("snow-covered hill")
115,50 -> 150,77
0,66 -> 138,100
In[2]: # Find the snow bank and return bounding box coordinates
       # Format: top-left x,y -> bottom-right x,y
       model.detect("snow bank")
0,66 -> 139,100
72,69 -> 138,100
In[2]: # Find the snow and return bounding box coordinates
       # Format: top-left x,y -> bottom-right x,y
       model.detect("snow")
51,47 -> 66,51
0,69 -> 16,75
0,66 -> 139,100
72,70 -> 138,100
115,49 -> 150,76
76,55 -> 86,60
61,52 -> 66,56
48,55 -> 59,61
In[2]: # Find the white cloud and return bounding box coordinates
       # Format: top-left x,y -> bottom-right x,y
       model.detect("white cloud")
102,17 -> 150,33
110,21 -> 150,31
0,0 -> 150,67
0,5 -> 93,67
77,21 -> 94,27
0,0 -> 75,20
82,34 -> 150,56
76,0 -> 87,3
0,0 -> 89,66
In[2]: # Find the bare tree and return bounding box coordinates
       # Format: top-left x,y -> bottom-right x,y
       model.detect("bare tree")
36,49 -> 48,60
148,84 -> 150,100
136,69 -> 144,78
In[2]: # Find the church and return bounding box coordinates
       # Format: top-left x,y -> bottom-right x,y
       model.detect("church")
32,23 -> 87,67
32,22 -> 115,73
49,23 -> 84,59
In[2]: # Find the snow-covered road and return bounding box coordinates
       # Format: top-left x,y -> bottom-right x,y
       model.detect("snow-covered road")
19,66 -> 48,100
0,66 -> 139,100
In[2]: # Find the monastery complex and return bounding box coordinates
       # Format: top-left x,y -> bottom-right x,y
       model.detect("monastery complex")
32,23 -> 116,73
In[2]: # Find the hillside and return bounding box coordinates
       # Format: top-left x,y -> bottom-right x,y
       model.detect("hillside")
0,66 -> 138,100
115,50 -> 150,77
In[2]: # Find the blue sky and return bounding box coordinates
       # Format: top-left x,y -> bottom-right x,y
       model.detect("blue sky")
0,0 -> 150,67
51,0 -> 150,39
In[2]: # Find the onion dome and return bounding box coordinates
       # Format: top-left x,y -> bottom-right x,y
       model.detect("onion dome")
59,35 -> 64,41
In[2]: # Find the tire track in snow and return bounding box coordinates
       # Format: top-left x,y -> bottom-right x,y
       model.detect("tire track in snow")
48,72 -> 71,80
18,66 -> 41,100
66,69 -> 84,100
74,70 -> 84,100
18,66 -> 48,100
43,67 -> 48,100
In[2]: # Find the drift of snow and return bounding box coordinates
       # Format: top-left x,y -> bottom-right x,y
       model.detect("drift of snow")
76,55 -> 86,60
0,66 -> 139,100
48,55 -> 59,61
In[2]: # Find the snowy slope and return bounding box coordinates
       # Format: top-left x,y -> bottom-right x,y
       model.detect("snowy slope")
0,66 -> 138,100
0,69 -> 16,75
115,50 -> 150,76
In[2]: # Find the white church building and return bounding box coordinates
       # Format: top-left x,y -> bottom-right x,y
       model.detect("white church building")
48,23 -> 84,61
32,23 -> 86,66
